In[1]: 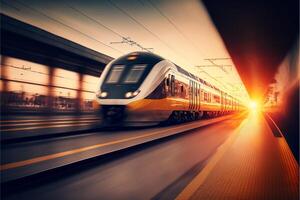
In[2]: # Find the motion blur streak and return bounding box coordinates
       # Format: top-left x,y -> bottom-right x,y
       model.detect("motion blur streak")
183,111 -> 299,200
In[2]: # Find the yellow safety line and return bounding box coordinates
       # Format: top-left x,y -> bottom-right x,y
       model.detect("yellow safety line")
175,118 -> 248,200
0,113 -> 243,171
0,124 -> 187,171
0,117 -> 99,123
1,123 -> 92,132
264,113 -> 283,136
264,113 -> 298,165
0,119 -> 99,128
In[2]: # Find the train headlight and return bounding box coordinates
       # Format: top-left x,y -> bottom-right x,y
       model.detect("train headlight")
125,92 -> 133,98
96,91 -> 108,98
125,90 -> 140,98
100,92 -> 108,98
132,90 -> 140,96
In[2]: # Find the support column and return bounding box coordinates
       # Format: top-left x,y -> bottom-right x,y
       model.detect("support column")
76,73 -> 83,113
47,67 -> 55,113
1,56 -> 9,112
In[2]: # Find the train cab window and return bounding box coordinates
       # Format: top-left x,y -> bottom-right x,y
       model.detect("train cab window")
124,65 -> 146,83
106,65 -> 125,83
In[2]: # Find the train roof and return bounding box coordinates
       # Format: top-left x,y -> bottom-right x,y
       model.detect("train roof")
111,51 -> 164,66
118,52 -> 232,96
174,64 -> 222,93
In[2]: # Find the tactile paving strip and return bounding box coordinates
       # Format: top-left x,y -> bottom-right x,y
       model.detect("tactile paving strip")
189,113 -> 298,200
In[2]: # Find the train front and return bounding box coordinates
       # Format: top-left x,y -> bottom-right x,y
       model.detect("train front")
95,52 -> 168,125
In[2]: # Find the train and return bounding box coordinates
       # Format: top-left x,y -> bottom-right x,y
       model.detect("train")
95,52 -> 244,125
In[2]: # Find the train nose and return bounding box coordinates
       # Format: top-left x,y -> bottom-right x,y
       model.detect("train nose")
101,105 -> 127,122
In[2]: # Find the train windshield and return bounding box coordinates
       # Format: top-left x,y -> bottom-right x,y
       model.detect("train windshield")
124,65 -> 146,83
106,65 -> 125,83
105,64 -> 147,84
100,52 -> 163,99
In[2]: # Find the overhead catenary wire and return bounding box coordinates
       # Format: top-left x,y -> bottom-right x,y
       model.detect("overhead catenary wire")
107,0 -> 195,66
146,0 -> 208,59
108,0 -> 245,98
11,0 -> 124,54
145,1 -> 248,98
66,4 -> 123,38
145,0 -> 244,95
66,4 -> 154,52
7,0 -> 248,101
1,1 -> 21,11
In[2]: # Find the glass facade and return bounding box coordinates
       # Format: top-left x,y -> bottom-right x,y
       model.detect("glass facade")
0,56 -> 98,112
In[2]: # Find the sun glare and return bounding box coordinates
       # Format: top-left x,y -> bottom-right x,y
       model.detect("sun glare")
248,101 -> 260,111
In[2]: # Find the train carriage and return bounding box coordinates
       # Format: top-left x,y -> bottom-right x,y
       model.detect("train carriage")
96,52 -> 243,125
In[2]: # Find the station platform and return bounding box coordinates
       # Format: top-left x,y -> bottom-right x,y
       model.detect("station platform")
176,111 -> 299,200
0,114 -> 103,143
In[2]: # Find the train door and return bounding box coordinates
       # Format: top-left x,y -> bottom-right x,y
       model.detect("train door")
199,84 -> 202,110
233,98 -> 235,111
196,84 -> 198,110
234,99 -> 236,111
166,74 -> 171,97
197,83 -> 199,110
191,81 -> 193,110
171,75 -> 175,96
220,91 -> 223,111
195,82 -> 199,110
224,93 -> 227,111
193,81 -> 196,110
193,81 -> 195,110
192,81 -> 194,110
189,80 -> 191,110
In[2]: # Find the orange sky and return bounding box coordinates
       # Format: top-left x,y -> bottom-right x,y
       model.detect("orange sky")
1,0 -> 250,103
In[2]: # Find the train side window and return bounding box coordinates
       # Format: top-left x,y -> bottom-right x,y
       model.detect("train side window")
213,95 -> 220,103
204,91 -> 207,101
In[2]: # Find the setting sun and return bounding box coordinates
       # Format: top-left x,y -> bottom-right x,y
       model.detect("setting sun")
248,101 -> 259,111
